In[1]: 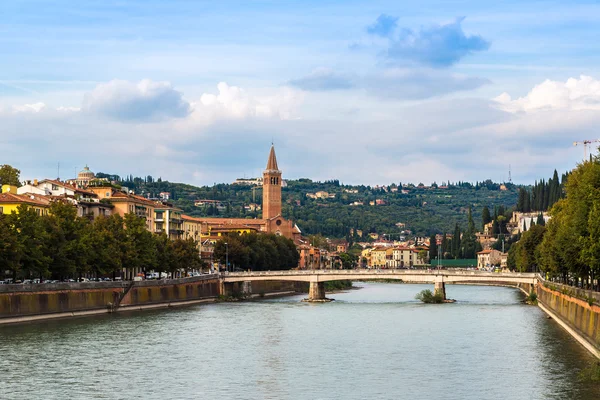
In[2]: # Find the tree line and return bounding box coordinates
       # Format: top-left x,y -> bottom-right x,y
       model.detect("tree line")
0,202 -> 202,281
515,170 -> 566,212
428,207 -> 483,260
507,158 -> 600,290
212,232 -> 299,271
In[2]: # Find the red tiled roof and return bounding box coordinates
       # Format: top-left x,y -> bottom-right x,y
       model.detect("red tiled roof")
40,179 -> 98,197
182,215 -> 267,225
0,192 -> 50,207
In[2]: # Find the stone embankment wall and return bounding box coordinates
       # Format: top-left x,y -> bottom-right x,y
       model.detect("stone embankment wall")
0,276 -> 220,321
536,281 -> 600,355
121,277 -> 219,307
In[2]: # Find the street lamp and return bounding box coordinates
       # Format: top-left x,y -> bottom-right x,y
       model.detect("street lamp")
223,242 -> 229,272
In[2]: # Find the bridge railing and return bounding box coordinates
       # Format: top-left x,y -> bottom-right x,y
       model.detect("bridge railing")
223,269 -> 537,278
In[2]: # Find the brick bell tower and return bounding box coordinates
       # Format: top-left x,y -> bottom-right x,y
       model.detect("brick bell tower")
262,145 -> 282,220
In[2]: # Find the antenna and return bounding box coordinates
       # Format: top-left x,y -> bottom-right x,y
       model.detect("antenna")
57,162 -> 60,180
508,164 -> 512,183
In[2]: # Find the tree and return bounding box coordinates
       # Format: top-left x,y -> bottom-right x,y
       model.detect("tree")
0,164 -> 21,187
481,206 -> 492,229
451,224 -> 461,259
339,253 -> 355,269
43,202 -> 89,279
510,224 -> 546,272
9,205 -> 51,280
83,215 -> 125,278
0,214 -> 23,279
123,213 -> 157,278
428,234 -> 438,262
536,212 -> 545,226
580,200 -> 600,290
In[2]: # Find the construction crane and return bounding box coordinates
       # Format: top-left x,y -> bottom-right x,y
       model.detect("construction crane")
573,139 -> 600,160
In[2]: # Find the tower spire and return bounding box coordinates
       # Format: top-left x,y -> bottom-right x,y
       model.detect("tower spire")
262,145 -> 282,220
266,145 -> 279,171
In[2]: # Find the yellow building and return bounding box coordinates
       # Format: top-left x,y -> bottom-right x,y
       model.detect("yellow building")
370,247 -> 388,268
0,185 -> 50,216
154,204 -> 183,239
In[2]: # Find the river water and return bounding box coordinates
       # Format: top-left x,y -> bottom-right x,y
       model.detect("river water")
0,283 -> 598,400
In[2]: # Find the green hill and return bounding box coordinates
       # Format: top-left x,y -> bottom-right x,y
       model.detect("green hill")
98,173 -> 520,238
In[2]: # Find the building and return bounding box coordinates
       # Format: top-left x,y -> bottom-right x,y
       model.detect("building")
154,202 -> 183,239
194,199 -> 227,211
477,249 -> 505,269
182,145 -> 301,242
88,187 -> 157,230
391,247 -> 422,268
370,247 -> 388,268
232,177 -> 263,186
0,185 -> 51,216
18,179 -> 97,200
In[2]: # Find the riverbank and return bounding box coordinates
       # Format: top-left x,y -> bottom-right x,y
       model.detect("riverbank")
0,276 -> 303,325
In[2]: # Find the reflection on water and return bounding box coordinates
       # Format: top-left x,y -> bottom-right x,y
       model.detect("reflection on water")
0,283 -> 598,400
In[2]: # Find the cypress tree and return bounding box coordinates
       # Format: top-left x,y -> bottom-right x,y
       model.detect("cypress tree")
452,224 -> 461,259
428,234 -> 438,262
537,212 -> 545,226
482,206 -> 492,229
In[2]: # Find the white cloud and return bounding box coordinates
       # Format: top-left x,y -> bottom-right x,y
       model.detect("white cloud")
185,82 -> 303,126
494,75 -> 600,113
56,106 -> 81,112
82,79 -> 190,121
12,102 -> 46,113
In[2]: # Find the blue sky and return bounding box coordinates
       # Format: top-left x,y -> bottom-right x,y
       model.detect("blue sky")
2,0 -> 600,185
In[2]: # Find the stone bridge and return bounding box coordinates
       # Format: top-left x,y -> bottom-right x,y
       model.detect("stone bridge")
221,269 -> 538,301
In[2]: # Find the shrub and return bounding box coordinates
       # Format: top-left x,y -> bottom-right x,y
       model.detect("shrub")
587,296 -> 595,307
415,289 -> 444,304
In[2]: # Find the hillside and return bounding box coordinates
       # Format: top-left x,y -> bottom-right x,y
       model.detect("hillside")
97,173 -> 520,238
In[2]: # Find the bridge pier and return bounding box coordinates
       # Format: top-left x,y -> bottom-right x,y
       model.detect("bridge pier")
309,282 -> 325,300
434,281 -> 446,300
241,281 -> 252,295
304,281 -> 333,302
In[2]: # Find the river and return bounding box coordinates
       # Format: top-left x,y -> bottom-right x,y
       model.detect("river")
0,283 -> 598,400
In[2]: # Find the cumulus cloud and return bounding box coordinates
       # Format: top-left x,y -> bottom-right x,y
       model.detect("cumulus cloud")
367,14 -> 398,38
289,67 -> 488,99
186,82 -> 302,126
82,79 -> 190,121
366,16 -> 490,67
493,75 -> 600,113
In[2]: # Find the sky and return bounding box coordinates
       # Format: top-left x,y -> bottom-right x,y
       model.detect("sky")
2,0 -> 600,186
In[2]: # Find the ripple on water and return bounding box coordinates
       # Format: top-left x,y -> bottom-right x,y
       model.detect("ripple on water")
0,282 -> 598,400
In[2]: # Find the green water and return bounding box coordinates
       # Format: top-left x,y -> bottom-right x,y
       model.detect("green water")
0,283 -> 598,400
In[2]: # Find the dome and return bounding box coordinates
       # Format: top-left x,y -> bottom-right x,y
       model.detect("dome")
78,165 -> 95,179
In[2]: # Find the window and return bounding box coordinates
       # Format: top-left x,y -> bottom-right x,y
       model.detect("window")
0,206 -> 3,214
52,184 -> 59,190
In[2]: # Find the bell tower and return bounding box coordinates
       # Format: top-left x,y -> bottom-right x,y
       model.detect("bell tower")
262,145 -> 282,220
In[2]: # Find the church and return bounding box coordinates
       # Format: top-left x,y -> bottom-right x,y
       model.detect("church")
182,145 -> 302,243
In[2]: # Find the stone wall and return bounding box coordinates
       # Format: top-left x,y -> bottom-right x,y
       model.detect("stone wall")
121,277 -> 219,306
0,275 -> 219,321
536,283 -> 600,351
0,287 -> 122,318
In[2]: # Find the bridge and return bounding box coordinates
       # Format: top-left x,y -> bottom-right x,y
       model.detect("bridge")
222,269 -> 538,301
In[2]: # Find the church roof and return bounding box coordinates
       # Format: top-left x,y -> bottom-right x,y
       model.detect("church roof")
265,145 -> 279,171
